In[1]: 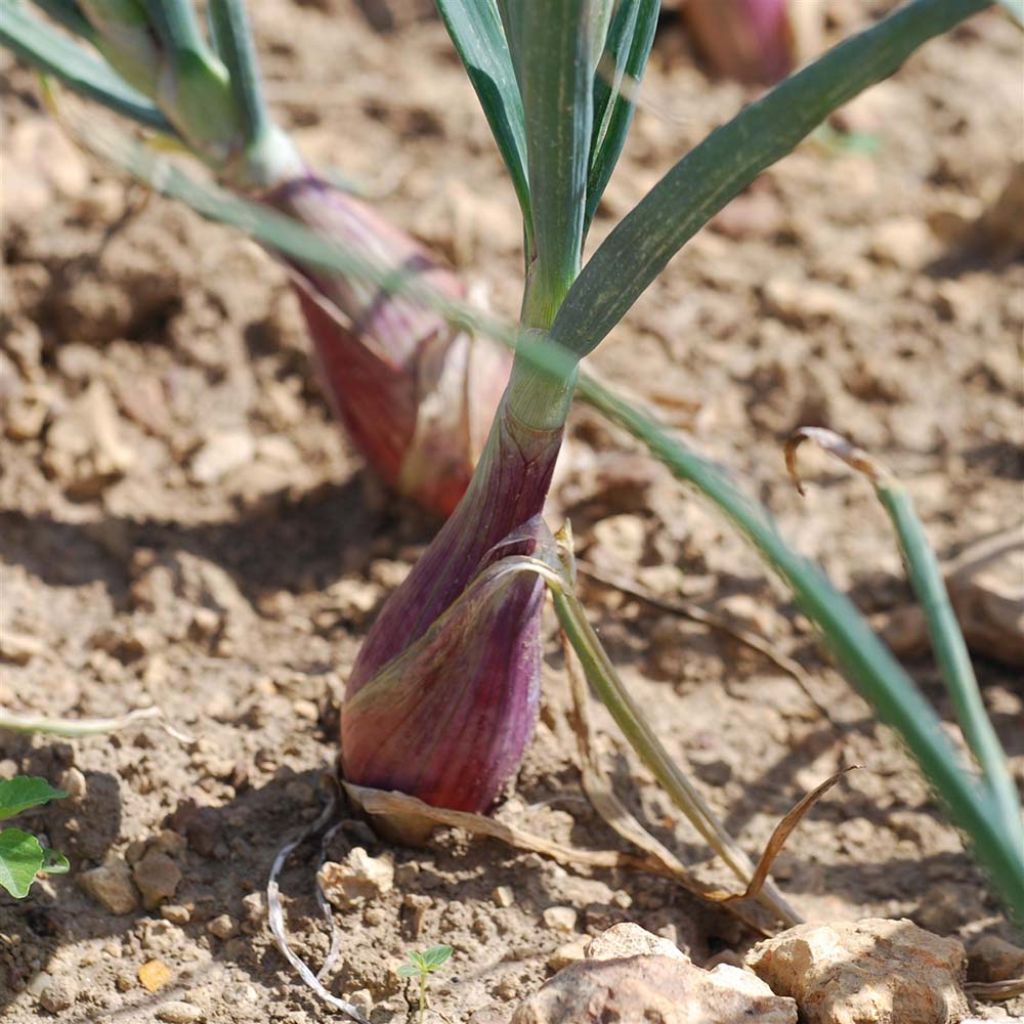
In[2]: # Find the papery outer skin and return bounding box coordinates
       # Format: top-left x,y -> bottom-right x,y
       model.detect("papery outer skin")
341,546 -> 545,812
263,172 -> 510,517
341,399 -> 564,812
684,0 -> 794,84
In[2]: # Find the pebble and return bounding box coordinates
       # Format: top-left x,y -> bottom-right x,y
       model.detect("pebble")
547,938 -> 588,971
133,851 -> 182,910
542,907 -> 578,933
318,847 -> 394,908
37,976 -> 78,1013
585,923 -> 685,962
138,959 -> 173,993
241,892 -> 266,929
763,276 -> 859,325
869,217 -> 934,268
967,934 -> 1024,983
59,766 -> 88,802
493,885 -> 514,908
207,914 -> 238,940
403,894 -> 432,939
190,430 -> 255,484
79,859 -> 139,915
0,628 -> 44,665
349,989 -> 373,1015
155,1000 -> 203,1023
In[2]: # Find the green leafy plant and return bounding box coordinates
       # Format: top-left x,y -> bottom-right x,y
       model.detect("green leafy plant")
0,776 -> 69,898
3,0 -> 1022,928
397,944 -> 452,1022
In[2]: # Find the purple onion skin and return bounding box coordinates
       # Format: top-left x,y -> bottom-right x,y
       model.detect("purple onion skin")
341,538 -> 545,812
341,398 -> 563,812
261,172 -> 510,517
685,0 -> 794,85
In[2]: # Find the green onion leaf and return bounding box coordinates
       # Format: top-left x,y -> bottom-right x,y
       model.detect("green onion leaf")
31,0 -> 96,39
786,428 -> 1024,847
434,0 -> 531,232
586,0 -> 659,229
553,0 -> 992,358
501,0 -> 595,325
1,0 -> 171,131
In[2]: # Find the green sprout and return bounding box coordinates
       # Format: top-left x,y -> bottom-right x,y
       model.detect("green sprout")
397,944 -> 453,1022
0,776 -> 69,898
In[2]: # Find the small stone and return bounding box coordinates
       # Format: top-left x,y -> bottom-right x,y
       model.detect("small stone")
241,892 -> 266,928
3,392 -> 50,441
155,1000 -> 203,1023
207,914 -> 238,940
967,935 -> 1024,983
151,830 -> 189,858
125,839 -> 149,866
38,976 -> 77,1013
318,847 -> 394,908
403,893 -> 432,939
349,989 -> 373,1015
542,907 -> 578,933
763,277 -> 859,325
133,851 -> 182,910
585,923 -> 686,963
79,859 -> 139,915
363,905 -> 386,927
548,938 -> 588,971
0,628 -> 44,665
870,217 -> 934,268
190,430 -> 255,484
292,698 -> 319,721
493,885 -> 514,909
138,960 -> 173,993
160,905 -> 191,925
749,918 -> 968,1024
59,766 -> 88,802
189,607 -> 222,640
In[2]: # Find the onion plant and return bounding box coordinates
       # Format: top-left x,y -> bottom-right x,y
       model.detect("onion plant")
0,0 -> 510,517
4,0 -> 1022,923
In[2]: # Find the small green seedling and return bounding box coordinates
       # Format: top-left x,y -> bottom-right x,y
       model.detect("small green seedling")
0,776 -> 69,898
397,944 -> 452,1022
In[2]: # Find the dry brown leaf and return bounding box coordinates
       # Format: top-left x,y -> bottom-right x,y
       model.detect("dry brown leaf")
706,766 -> 860,904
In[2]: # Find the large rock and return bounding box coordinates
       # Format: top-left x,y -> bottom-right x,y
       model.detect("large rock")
749,918 -> 969,1024
514,924 -> 796,1024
